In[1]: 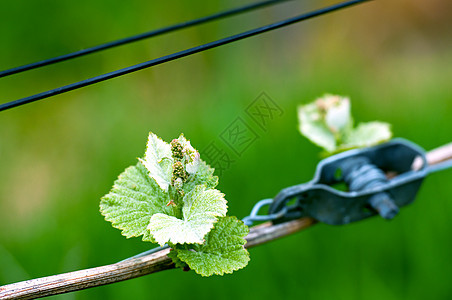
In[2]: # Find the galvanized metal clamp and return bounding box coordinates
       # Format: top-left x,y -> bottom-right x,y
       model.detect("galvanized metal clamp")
243,139 -> 452,226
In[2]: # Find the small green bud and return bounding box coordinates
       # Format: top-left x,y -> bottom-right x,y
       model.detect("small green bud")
172,161 -> 188,184
173,177 -> 183,190
171,139 -> 184,161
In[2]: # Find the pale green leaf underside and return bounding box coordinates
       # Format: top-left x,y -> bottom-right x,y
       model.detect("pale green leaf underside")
100,162 -> 172,241
147,185 -> 227,246
174,216 -> 250,276
298,104 -> 337,152
344,121 -> 392,148
325,97 -> 351,132
140,132 -> 173,191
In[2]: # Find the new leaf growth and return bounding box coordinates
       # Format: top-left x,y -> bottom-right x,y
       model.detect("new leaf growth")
298,95 -> 392,154
100,132 -> 249,276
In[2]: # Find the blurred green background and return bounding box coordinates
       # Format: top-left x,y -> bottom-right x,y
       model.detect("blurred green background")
1,0 -> 452,299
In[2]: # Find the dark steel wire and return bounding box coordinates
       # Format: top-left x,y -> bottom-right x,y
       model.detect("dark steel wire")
0,0 -> 371,112
0,0 -> 291,78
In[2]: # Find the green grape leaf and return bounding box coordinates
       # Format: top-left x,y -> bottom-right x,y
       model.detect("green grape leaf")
139,132 -> 173,192
173,216 -> 250,277
298,95 -> 392,153
344,121 -> 392,148
298,95 -> 353,153
168,249 -> 188,270
101,132 -> 251,277
100,162 -> 174,241
147,185 -> 227,246
183,160 -> 218,194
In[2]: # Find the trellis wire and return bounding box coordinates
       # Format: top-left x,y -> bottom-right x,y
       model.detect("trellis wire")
0,0 -> 291,78
0,0 -> 371,112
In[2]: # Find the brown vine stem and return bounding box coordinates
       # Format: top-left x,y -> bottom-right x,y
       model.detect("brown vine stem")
1,142 -> 451,300
0,218 -> 316,300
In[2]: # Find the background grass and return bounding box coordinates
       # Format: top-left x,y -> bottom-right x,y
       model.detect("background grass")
1,0 -> 452,299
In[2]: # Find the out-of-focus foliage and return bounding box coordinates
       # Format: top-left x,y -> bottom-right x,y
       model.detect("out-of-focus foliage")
298,94 -> 392,153
1,0 -> 452,299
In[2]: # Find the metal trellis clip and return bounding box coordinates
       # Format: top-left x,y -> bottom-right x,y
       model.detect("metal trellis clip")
262,138 -> 451,226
